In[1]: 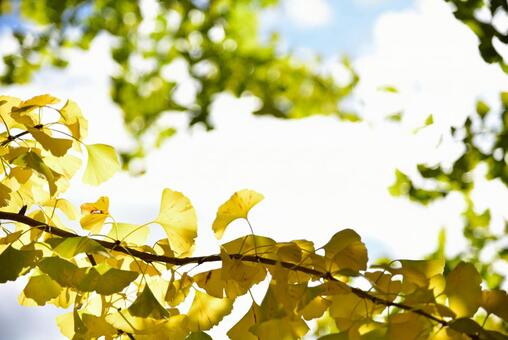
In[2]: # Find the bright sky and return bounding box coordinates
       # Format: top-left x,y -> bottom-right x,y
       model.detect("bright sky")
1,0 -> 508,338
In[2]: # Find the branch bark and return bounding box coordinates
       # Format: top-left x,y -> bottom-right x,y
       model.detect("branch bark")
0,211 -> 481,339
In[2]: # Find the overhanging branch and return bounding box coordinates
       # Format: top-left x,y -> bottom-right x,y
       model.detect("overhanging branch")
0,211 -> 480,339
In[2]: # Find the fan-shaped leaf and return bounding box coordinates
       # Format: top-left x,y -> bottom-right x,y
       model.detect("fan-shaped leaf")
212,189 -> 264,239
83,144 -> 119,185
154,188 -> 197,256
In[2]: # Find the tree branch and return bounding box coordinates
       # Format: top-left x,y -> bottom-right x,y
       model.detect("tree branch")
0,211 -> 480,339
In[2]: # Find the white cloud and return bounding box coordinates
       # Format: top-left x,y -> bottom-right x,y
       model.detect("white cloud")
283,0 -> 333,28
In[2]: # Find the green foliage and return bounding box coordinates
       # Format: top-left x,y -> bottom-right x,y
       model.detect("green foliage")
0,94 -> 507,339
445,0 -> 508,73
0,0 -> 357,167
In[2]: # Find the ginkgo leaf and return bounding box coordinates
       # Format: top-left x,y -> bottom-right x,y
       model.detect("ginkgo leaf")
38,257 -> 86,288
128,285 -> 170,319
227,302 -> 261,340
0,246 -> 42,283
49,237 -> 109,259
81,314 -> 117,338
212,189 -> 264,239
387,313 -> 432,340
80,196 -> 109,233
83,144 -> 120,185
445,262 -> 481,317
106,311 -> 178,335
398,259 -> 445,288
165,273 -> 193,306
22,274 -> 62,305
323,229 -> 368,274
108,222 -> 149,245
154,188 -> 197,256
0,182 -> 11,207
250,317 -> 309,340
42,198 -> 78,220
29,127 -> 72,157
186,331 -> 213,340
187,290 -> 233,331
79,264 -> 139,295
481,289 -> 508,322
13,151 -> 59,195
59,99 -> 88,142
18,94 -> 60,108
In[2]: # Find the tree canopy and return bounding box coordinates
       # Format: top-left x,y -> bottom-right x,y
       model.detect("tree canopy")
0,0 -> 357,165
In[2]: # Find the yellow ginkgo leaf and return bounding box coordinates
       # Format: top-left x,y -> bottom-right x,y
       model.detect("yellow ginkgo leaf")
212,189 -> 264,239
19,94 -> 60,108
323,229 -> 368,274
83,144 -> 120,186
80,196 -> 109,234
481,289 -> 508,322
59,100 -> 88,143
445,262 -> 481,318
154,188 -> 197,256
187,290 -> 233,331
29,128 -> 72,157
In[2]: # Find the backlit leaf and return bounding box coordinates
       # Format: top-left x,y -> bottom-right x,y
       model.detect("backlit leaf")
154,188 -> 197,256
79,196 -> 109,233
481,289 -> 508,322
212,189 -> 264,239
13,151 -> 59,195
19,94 -> 59,107
50,237 -> 108,258
83,144 -> 120,185
445,262 -> 481,317
227,303 -> 261,340
22,274 -> 62,305
0,246 -> 42,283
29,127 -> 72,157
323,229 -> 368,274
128,285 -> 170,319
187,290 -> 233,331
108,222 -> 149,245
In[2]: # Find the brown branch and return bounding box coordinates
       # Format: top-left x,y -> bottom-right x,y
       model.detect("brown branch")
0,211 -> 481,339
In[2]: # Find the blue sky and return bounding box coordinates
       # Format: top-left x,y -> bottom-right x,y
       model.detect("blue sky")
261,0 -> 414,57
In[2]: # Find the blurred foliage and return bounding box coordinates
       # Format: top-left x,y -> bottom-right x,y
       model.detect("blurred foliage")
390,92 -> 508,293
445,0 -> 508,72
0,0 -> 358,167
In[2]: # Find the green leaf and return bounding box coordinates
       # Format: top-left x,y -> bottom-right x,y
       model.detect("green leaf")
51,237 -> 109,258
212,189 -> 264,239
128,285 -> 169,319
23,274 -> 62,305
0,246 -> 42,283
38,257 -> 137,294
38,257 -> 86,288
83,144 -> 120,185
79,264 -> 139,295
186,332 -> 213,340
154,188 -> 197,256
476,100 -> 490,118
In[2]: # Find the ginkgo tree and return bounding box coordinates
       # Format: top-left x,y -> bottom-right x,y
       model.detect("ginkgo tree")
0,94 -> 507,339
